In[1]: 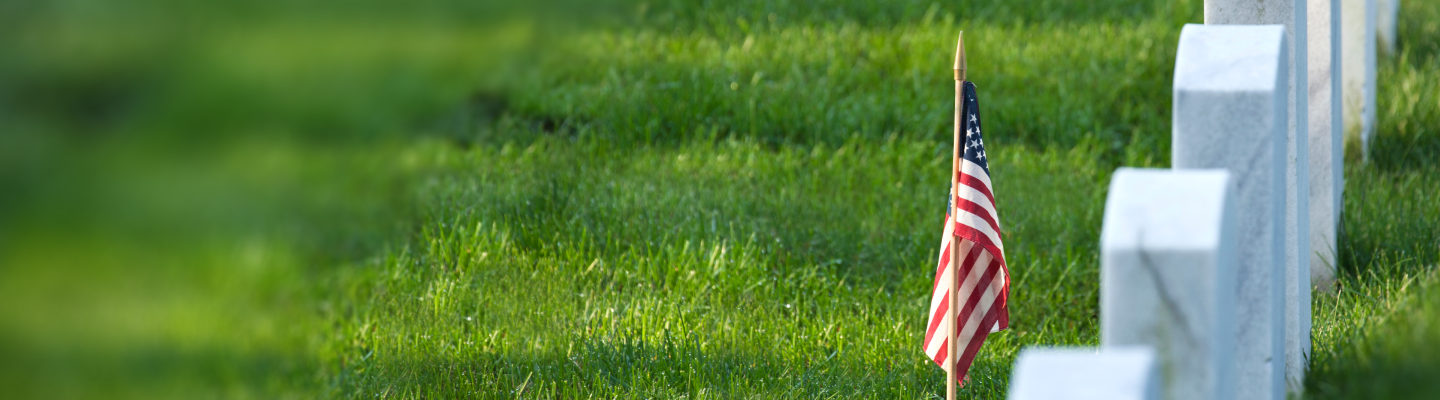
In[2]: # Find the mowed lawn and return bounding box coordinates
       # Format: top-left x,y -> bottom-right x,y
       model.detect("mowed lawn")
0,0 -> 1437,398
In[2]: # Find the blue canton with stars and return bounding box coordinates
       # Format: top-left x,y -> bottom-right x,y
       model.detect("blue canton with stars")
948,81 -> 988,213
959,81 -> 989,176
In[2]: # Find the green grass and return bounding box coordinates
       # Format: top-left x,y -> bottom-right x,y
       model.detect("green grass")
0,0 -> 1436,398
315,136 -> 1110,398
1305,3 -> 1440,398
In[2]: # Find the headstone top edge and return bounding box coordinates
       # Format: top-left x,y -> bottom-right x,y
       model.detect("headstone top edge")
1174,24 -> 1287,93
1017,346 -> 1156,358
1009,346 -> 1158,400
1101,168 -> 1232,251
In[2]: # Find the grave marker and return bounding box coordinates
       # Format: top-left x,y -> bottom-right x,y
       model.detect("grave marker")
1008,347 -> 1159,400
1101,168 -> 1236,400
1378,0 -> 1398,54
1308,0 -> 1342,292
1172,24 -> 1289,400
1202,4 -> 1314,394
1342,0 -> 1377,157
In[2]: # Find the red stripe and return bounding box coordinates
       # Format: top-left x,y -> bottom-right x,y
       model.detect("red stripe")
953,247 -> 1000,343
955,284 -> 1005,386
957,240 -> 984,285
959,243 -> 1010,333
958,168 -> 997,207
998,265 -> 1011,330
953,226 -> 1006,272
944,243 -> 989,375
952,256 -> 1005,384
927,148 -> 1010,377
949,243 -> 984,317
925,209 -> 954,364
931,340 -> 949,367
955,195 -> 1001,236
997,301 -> 1010,331
944,247 -> 1004,385
924,291 -> 949,347
994,253 -> 1011,332
954,165 -> 1008,332
927,234 -> 978,367
953,226 -> 1009,333
931,238 -> 951,294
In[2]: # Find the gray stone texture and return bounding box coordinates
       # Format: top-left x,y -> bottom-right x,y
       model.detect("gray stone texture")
1008,347 -> 1160,400
1342,0 -> 1377,157
1378,0 -> 1398,54
1204,1 -> 1317,394
1308,0 -> 1342,292
1102,168 -> 1237,400
1172,24 -> 1289,400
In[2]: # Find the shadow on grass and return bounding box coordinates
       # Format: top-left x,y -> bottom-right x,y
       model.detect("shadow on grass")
1310,341 -> 1440,400
1366,127 -> 1440,174
644,0 -> 1198,29
335,337 -> 959,398
0,341 -> 321,399
1307,266 -> 1440,400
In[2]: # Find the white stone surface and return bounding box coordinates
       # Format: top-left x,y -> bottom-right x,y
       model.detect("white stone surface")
1342,0 -> 1377,157
1173,24 -> 1289,400
1101,168 -> 1237,400
1297,0 -> 1341,393
1008,347 -> 1159,400
1378,0 -> 1398,54
1207,1 -> 1316,394
1309,0 -> 1342,293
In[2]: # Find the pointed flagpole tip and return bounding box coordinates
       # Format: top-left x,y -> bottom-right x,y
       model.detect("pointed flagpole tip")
953,31 -> 966,81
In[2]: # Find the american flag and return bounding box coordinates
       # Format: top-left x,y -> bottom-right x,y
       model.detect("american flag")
923,80 -> 1010,384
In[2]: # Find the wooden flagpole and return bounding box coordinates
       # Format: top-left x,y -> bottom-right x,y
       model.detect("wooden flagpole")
947,31 -> 965,400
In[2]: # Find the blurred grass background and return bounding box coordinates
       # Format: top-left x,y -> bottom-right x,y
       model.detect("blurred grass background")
0,0 -> 1435,398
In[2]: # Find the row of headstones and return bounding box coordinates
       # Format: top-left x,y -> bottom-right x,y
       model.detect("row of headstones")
1005,0 -> 1400,399
1349,0 -> 1400,159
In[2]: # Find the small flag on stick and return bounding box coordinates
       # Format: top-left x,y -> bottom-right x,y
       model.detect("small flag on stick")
922,32 -> 1011,398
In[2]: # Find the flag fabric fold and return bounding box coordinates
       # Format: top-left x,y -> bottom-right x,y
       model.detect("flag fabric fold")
922,81 -> 1010,385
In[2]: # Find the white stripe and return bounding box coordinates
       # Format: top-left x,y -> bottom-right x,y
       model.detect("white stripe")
955,184 -> 1000,230
933,236 -> 950,270
934,222 -> 954,267
947,245 -> 991,364
925,312 -> 950,358
956,249 -> 992,309
956,258 -> 1005,347
926,240 -> 972,352
925,208 -> 956,361
956,285 -> 999,357
961,158 -> 994,193
927,233 -> 958,317
990,267 -> 1008,333
926,252 -> 952,323
956,209 -> 1005,254
926,238 -> 975,361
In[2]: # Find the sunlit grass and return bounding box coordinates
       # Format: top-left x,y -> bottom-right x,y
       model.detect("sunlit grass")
297,136 -> 1108,398
0,0 -> 1436,398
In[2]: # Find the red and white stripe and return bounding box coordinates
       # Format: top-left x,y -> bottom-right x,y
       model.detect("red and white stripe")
923,163 -> 1010,384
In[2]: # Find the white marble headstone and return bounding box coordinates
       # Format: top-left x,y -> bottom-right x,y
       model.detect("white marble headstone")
1172,24 -> 1289,400
1308,0 -> 1342,294
1101,168 -> 1236,400
1302,0 -> 1341,394
1342,0 -> 1377,158
1377,0 -> 1399,54
1201,4 -> 1314,394
1007,347 -> 1159,400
